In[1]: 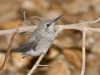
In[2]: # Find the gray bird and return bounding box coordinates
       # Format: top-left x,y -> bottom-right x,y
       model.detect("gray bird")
16,15 -> 63,58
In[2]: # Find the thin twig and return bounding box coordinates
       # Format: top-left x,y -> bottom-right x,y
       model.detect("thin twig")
21,9 -> 27,22
26,16 -> 44,25
81,29 -> 86,75
0,25 -> 22,71
29,16 -> 44,21
66,17 -> 100,26
27,55 -> 56,75
27,54 -> 44,75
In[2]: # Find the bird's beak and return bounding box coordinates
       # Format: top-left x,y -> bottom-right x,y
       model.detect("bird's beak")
52,15 -> 63,23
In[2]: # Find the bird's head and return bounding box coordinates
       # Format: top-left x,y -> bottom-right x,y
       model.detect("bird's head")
37,15 -> 63,33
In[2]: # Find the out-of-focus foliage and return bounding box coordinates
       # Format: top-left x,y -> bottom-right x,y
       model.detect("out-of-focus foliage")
0,0 -> 100,75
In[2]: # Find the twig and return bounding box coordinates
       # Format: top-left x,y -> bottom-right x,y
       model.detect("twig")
21,9 -> 27,22
27,49 -> 56,75
0,9 -> 25,71
29,16 -> 44,21
0,25 -> 22,71
66,18 -> 100,26
81,29 -> 86,75
0,26 -> 36,35
26,16 -> 44,25
27,54 -> 44,75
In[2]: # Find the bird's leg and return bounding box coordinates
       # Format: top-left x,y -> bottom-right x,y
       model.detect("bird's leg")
40,52 -> 46,57
35,52 -> 56,66
36,62 -> 56,67
21,32 -> 32,34
22,53 -> 27,58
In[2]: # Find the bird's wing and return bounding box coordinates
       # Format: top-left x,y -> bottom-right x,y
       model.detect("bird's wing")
16,41 -> 37,52
16,29 -> 43,52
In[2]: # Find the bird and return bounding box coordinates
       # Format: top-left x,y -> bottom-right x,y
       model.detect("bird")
16,15 -> 63,58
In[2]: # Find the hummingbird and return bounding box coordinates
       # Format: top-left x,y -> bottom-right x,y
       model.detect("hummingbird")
16,15 -> 63,58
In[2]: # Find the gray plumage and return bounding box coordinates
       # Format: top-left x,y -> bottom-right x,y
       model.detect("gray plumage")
16,15 -> 63,58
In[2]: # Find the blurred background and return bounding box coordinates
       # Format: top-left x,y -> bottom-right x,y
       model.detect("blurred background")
0,0 -> 100,75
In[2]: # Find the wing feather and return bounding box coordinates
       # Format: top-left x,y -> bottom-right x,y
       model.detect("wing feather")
16,41 -> 37,52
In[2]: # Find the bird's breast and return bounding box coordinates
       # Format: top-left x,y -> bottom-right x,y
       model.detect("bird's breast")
42,32 -> 56,41
35,37 -> 52,53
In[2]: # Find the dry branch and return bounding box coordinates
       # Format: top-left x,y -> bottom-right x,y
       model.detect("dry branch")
27,54 -> 44,75
0,17 -> 100,36
81,29 -> 86,75
0,25 -> 22,71
0,25 -> 100,36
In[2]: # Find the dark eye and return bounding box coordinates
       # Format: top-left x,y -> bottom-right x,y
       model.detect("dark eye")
46,24 -> 50,27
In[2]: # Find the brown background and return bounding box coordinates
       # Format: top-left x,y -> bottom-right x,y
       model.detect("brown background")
0,0 -> 100,75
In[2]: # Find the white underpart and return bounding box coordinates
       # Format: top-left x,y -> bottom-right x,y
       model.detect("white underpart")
27,49 -> 41,56
44,32 -> 56,41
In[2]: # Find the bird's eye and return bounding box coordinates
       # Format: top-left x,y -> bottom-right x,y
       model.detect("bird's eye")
46,24 -> 50,27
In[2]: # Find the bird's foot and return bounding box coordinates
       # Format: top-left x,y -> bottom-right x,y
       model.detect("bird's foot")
36,62 -> 56,67
40,52 -> 46,57
22,53 -> 27,59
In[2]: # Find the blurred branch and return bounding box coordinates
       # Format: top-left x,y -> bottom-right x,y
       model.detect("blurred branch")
0,26 -> 36,35
0,24 -> 22,71
1,25 -> 100,36
81,29 -> 86,75
27,54 -> 44,75
0,18 -> 100,36
21,9 -> 27,22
